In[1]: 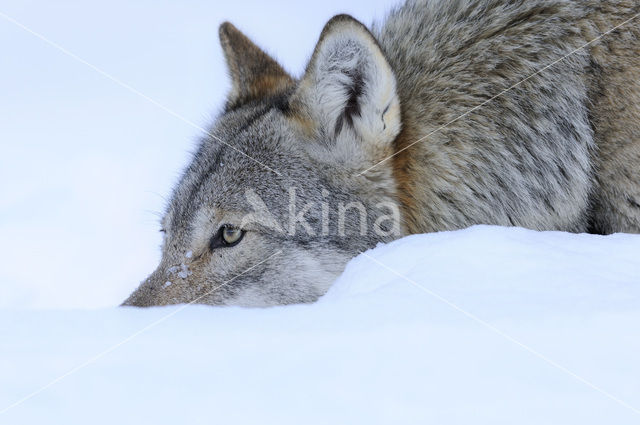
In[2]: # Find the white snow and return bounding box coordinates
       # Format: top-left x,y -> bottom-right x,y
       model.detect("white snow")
166,263 -> 192,280
1,226 -> 639,424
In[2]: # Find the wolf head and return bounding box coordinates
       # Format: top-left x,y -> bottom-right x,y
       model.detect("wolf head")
123,15 -> 404,307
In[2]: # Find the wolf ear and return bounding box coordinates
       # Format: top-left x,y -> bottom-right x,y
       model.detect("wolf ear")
219,22 -> 294,109
292,15 -> 401,157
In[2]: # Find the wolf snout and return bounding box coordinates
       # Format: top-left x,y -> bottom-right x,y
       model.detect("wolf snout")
121,269 -> 167,307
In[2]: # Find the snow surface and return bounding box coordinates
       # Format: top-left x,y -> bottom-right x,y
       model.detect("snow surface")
1,226 -> 639,424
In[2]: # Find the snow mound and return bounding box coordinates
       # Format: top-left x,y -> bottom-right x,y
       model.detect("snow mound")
1,226 -> 639,424
324,225 -> 640,317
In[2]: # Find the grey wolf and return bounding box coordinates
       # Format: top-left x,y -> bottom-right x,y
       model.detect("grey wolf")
124,0 -> 640,307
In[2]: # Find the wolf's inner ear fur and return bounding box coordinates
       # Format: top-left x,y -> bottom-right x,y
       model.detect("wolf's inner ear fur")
293,15 -> 401,156
219,22 -> 294,109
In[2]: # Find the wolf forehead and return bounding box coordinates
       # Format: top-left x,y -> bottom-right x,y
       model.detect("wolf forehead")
162,100 -> 317,229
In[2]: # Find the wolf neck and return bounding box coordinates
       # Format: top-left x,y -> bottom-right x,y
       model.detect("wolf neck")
375,0 -> 516,234
372,1 -> 466,234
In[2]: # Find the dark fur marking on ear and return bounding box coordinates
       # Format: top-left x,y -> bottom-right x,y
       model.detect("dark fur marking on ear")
334,69 -> 364,137
334,115 -> 344,136
628,197 -> 640,209
381,103 -> 390,130
343,69 -> 364,126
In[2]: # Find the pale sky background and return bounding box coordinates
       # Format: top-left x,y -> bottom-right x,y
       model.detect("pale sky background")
0,0 -> 397,309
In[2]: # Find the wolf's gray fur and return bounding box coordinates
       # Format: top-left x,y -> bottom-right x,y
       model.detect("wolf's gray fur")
124,0 -> 640,307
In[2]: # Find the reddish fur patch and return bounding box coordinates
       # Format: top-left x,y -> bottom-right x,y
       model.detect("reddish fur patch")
250,75 -> 293,100
391,125 -> 420,233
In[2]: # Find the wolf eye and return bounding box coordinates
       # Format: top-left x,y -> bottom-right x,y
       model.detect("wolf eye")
222,226 -> 243,244
210,224 -> 245,250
